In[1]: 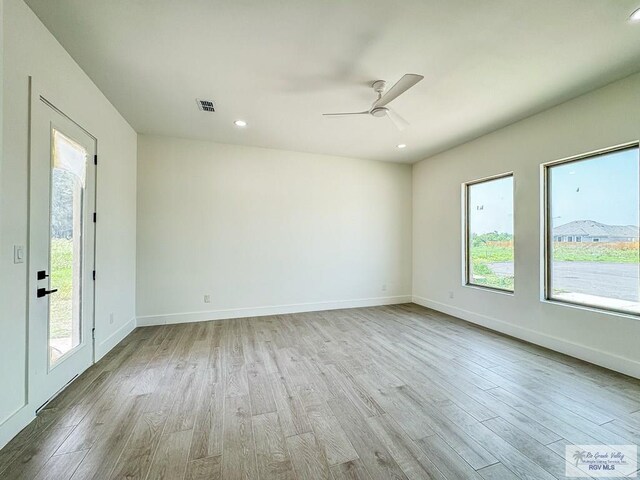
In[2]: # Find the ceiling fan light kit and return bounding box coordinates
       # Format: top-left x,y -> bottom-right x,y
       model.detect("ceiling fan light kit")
370,107 -> 388,117
323,73 -> 424,133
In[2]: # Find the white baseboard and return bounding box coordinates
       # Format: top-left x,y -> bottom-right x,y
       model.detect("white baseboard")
137,295 -> 412,327
0,405 -> 34,451
412,296 -> 640,380
95,317 -> 137,360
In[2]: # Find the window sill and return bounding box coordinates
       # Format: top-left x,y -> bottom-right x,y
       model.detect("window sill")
464,283 -> 515,296
541,297 -> 640,320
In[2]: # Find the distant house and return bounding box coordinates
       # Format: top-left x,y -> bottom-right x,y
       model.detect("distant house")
553,220 -> 639,243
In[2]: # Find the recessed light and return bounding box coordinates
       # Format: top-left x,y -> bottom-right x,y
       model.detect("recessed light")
629,7 -> 640,23
397,144 -> 407,149
234,120 -> 247,127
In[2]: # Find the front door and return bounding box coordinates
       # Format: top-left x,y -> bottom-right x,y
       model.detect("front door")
28,86 -> 97,410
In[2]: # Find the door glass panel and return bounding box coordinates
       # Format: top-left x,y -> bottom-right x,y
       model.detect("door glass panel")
49,129 -> 87,365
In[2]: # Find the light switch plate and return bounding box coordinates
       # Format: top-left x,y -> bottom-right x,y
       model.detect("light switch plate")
14,245 -> 25,264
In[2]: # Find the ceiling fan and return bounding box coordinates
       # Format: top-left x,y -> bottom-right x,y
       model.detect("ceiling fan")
323,74 -> 424,131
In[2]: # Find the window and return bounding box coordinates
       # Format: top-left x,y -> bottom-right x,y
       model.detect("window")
545,144 -> 640,315
465,173 -> 514,292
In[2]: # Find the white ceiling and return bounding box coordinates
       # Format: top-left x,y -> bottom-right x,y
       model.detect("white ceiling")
25,0 -> 640,164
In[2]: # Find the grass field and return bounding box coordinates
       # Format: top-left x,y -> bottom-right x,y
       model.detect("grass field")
470,241 -> 639,290
552,241 -> 639,263
50,238 -> 74,339
469,243 -> 515,290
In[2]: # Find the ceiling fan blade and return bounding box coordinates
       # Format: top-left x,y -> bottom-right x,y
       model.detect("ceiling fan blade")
373,74 -> 424,108
386,108 -> 409,131
322,111 -> 370,117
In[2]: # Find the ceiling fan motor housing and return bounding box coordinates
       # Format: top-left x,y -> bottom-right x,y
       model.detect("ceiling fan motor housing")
372,80 -> 387,94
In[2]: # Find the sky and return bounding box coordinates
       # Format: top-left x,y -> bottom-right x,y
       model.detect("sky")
468,147 -> 639,235
549,147 -> 639,228
469,175 -> 513,234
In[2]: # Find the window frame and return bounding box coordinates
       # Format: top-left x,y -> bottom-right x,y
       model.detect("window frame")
463,171 -> 515,293
543,141 -> 640,317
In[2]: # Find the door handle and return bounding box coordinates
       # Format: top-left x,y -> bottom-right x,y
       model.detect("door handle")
37,288 -> 58,298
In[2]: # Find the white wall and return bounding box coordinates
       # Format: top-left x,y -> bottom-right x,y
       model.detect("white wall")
137,135 -> 412,325
413,72 -> 640,378
0,0 -> 137,447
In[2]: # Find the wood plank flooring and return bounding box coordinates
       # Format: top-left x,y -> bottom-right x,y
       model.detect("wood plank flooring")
1,303 -> 639,479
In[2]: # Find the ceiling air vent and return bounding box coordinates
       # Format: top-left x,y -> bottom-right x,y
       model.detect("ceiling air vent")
196,99 -> 216,112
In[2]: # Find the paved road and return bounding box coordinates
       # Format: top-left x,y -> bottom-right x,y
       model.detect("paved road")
488,261 -> 639,301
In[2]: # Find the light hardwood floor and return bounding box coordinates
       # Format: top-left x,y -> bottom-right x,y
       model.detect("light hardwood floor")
1,303 -> 639,479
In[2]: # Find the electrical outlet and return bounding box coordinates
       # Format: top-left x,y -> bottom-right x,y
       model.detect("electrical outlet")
109,313 -> 114,325
448,291 -> 454,299
381,284 -> 387,292
204,294 -> 211,304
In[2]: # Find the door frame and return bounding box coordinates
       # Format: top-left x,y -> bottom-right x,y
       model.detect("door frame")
27,77 -> 98,410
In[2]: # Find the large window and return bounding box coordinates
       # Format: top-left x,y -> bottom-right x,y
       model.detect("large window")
465,173 -> 514,292
545,144 -> 640,315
